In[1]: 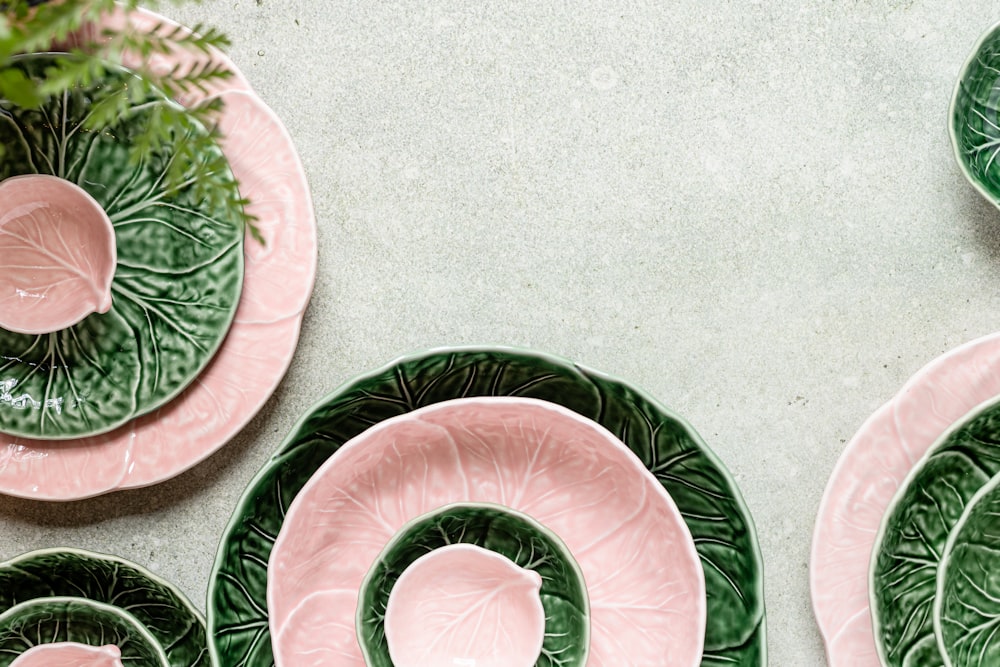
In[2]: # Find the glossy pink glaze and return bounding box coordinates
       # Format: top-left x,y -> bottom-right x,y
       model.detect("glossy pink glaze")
0,8 -> 316,499
269,397 -> 706,667
810,331 -> 1000,666
9,643 -> 124,667
384,544 -> 545,667
0,175 -> 115,334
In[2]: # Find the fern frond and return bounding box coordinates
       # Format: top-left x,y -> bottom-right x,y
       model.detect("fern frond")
0,0 -> 263,242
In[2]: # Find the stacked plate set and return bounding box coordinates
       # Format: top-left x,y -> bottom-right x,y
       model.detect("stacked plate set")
0,6 -> 316,665
209,347 -> 766,666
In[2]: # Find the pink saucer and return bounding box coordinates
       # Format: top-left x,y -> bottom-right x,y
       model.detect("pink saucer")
0,175 -> 115,334
268,396 -> 706,667
384,544 -> 545,667
0,8 -> 316,499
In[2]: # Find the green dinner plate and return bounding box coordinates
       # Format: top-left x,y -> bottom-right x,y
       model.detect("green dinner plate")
210,346 -> 765,667
0,54 -> 244,439
358,502 -> 589,667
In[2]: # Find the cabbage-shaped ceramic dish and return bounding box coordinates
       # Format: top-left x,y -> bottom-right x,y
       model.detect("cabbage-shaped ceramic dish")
811,331 -> 1000,666
0,174 -> 117,335
358,502 -> 589,667
936,469 -> 1000,667
384,543 -> 547,667
0,547 -> 207,666
0,6 -> 317,500
209,346 -> 765,667
950,19 -> 1000,210
0,53 -> 244,440
0,597 -> 168,666
870,395 -> 1000,667
268,396 -> 705,667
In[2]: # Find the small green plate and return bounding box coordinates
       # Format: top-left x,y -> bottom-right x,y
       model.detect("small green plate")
0,54 -> 244,439
0,597 -> 169,667
358,502 -> 589,667
209,346 -> 765,667
0,547 -> 209,667
870,396 -> 1000,667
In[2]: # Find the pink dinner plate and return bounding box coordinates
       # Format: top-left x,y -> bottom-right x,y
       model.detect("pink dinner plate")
810,331 -> 1000,665
268,396 -> 707,667
0,7 -> 317,500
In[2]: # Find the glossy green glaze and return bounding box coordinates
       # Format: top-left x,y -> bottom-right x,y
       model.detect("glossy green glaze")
0,597 -> 168,667
0,548 -> 209,667
358,503 -> 589,667
0,55 -> 244,439
936,472 -> 1000,667
952,21 -> 1000,208
871,398 -> 1000,667
210,347 -> 765,667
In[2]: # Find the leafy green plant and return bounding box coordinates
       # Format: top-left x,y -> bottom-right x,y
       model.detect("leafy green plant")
0,0 -> 261,241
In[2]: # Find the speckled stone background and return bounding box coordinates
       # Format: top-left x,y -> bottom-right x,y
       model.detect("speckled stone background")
3,1 -> 1000,665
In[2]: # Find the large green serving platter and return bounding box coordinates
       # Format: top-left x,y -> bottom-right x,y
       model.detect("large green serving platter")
0,547 -> 209,667
0,54 -> 244,439
358,502 -> 590,667
209,346 -> 765,667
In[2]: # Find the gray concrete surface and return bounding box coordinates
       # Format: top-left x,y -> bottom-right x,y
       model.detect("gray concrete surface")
5,1 -> 1000,664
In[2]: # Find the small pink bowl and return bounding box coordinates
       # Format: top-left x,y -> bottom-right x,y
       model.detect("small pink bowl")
384,543 -> 546,667
0,174 -> 116,334
10,642 -> 123,667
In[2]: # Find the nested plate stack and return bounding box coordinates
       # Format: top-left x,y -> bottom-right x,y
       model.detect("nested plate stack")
0,6 -> 316,501
210,347 -> 766,666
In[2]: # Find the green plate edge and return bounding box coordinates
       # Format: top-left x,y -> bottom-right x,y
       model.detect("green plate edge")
357,502 -> 590,667
934,469 -> 1000,667
209,345 -> 766,667
0,547 -> 209,667
0,596 -> 169,667
870,395 -> 1000,667
0,53 -> 245,440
